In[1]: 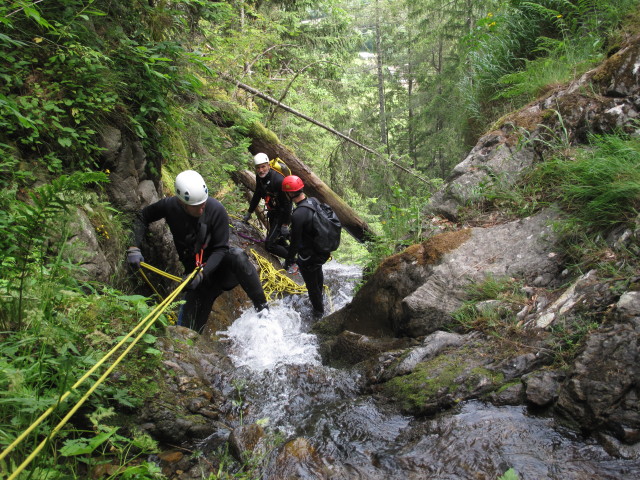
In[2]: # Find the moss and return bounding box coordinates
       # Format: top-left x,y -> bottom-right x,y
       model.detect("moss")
382,355 -> 465,411
495,380 -> 522,394
378,229 -> 472,275
468,367 -> 504,387
382,352 -> 506,412
248,121 -> 280,145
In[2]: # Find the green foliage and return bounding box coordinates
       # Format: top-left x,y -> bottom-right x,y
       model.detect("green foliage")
534,132 -> 640,231
450,275 -> 526,334
548,314 -> 600,363
361,181 -> 436,273
0,285 -> 166,478
499,468 -> 520,480
0,171 -> 108,329
461,0 -> 637,128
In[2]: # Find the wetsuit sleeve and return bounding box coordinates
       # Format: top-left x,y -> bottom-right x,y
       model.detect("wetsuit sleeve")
131,199 -> 168,247
247,179 -> 264,214
285,207 -> 309,264
201,200 -> 230,278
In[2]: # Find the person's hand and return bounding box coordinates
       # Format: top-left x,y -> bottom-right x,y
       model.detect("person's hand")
280,225 -> 290,237
184,270 -> 204,290
242,212 -> 251,223
126,247 -> 144,269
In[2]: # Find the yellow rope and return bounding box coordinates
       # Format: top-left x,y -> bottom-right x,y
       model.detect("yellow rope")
140,261 -> 181,282
1,269 -> 199,478
250,248 -> 306,300
138,263 -> 180,324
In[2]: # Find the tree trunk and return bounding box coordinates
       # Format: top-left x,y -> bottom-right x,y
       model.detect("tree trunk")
375,0 -> 389,153
245,141 -> 376,244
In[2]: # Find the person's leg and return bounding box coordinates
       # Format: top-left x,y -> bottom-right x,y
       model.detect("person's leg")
299,262 -> 324,314
264,214 -> 289,258
224,248 -> 268,310
178,281 -> 222,333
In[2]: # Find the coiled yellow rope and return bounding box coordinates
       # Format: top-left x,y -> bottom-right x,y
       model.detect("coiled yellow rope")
250,248 -> 306,300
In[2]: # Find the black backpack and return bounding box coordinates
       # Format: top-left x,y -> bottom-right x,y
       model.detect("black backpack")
299,197 -> 342,254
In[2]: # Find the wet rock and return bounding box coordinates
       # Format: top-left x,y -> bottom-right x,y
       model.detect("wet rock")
496,352 -> 552,380
555,292 -> 640,443
523,370 -> 565,407
487,382 -> 525,406
229,423 -> 266,462
319,330 -> 412,367
377,331 -> 466,382
267,437 -> 330,479
376,344 -> 504,416
598,433 -> 640,460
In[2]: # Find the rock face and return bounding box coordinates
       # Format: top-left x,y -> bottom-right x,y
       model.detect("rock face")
330,210 -> 562,338
556,292 -> 640,445
315,35 -> 640,453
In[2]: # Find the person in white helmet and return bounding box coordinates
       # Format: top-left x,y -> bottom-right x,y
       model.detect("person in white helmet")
242,152 -> 292,260
127,170 -> 268,333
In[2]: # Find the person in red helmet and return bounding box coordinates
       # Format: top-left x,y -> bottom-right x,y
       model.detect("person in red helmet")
127,170 -> 268,333
281,175 -> 329,319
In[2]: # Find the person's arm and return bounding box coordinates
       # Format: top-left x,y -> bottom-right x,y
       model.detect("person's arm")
277,191 -> 292,225
247,178 -> 264,215
202,200 -> 230,278
127,199 -> 168,268
284,209 -> 305,266
130,199 -> 169,247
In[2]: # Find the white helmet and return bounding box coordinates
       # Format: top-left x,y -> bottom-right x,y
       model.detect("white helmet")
175,170 -> 208,205
253,152 -> 269,166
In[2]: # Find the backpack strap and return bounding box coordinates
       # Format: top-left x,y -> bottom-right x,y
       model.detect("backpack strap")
296,197 -> 317,212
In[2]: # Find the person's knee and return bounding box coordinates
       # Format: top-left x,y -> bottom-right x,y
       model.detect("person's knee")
228,247 -> 255,277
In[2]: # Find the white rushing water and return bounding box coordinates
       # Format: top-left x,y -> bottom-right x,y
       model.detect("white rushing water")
218,260 -> 362,372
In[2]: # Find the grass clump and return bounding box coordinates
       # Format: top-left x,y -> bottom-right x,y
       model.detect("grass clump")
535,133 -> 640,230
451,275 -> 527,335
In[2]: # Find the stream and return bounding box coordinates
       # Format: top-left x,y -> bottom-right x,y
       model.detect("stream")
210,261 -> 640,479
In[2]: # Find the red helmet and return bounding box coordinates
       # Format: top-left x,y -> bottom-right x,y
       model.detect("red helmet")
282,175 -> 304,192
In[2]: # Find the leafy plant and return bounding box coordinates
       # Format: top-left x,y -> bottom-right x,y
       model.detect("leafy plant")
537,132 -> 640,231
499,467 -> 520,480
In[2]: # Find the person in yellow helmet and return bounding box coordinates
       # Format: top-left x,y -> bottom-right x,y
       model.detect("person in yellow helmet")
242,152 -> 293,260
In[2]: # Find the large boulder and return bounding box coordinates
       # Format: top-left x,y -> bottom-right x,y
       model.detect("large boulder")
328,209 -> 562,338
555,291 -> 640,446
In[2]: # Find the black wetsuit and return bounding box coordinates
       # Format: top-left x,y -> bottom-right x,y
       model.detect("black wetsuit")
285,197 -> 330,315
133,196 -> 267,332
248,169 -> 292,258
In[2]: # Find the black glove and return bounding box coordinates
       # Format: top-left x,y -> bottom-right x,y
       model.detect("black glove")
184,270 -> 204,290
126,247 -> 144,269
242,212 -> 251,223
280,225 -> 290,237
